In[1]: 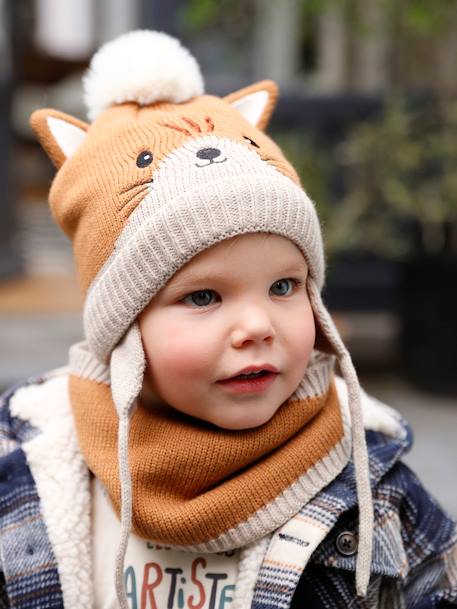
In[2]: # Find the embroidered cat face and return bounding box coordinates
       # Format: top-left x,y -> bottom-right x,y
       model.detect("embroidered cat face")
30,81 -> 300,297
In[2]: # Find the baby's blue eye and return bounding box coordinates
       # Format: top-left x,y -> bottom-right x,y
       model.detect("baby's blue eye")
183,290 -> 217,307
270,279 -> 295,296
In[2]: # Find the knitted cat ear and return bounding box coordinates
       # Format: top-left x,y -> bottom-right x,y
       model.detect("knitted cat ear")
225,80 -> 279,130
30,109 -> 89,169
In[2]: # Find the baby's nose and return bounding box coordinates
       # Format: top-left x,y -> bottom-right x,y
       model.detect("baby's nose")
196,147 -> 221,161
230,308 -> 276,348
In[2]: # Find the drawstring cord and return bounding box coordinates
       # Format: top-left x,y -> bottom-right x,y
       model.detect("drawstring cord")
114,412 -> 133,609
339,354 -> 374,595
110,322 -> 146,609
307,278 -> 374,596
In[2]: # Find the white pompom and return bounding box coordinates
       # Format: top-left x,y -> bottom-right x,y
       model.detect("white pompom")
83,30 -> 204,121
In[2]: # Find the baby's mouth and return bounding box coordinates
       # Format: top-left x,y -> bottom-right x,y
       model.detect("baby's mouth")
218,364 -> 279,383
216,369 -> 279,394
225,370 -> 271,381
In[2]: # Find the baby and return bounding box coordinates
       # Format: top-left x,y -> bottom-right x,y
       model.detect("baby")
1,30 -> 455,609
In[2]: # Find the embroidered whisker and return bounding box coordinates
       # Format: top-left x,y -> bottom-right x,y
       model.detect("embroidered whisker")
205,116 -> 214,131
120,179 -> 153,195
117,184 -> 151,212
181,117 -> 202,132
158,122 -> 192,136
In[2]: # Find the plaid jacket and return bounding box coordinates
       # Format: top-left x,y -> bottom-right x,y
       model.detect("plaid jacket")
0,370 -> 456,609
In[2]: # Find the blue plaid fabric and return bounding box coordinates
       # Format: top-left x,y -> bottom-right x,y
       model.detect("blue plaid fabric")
0,376 -> 64,609
0,375 -> 456,609
287,428 -> 457,608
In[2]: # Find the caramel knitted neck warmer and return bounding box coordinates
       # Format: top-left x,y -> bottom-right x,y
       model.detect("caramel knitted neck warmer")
70,352 -> 352,551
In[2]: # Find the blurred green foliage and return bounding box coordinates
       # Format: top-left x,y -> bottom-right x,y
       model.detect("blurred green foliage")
181,0 -> 456,36
300,0 -> 456,35
179,0 -> 255,38
276,97 -> 457,260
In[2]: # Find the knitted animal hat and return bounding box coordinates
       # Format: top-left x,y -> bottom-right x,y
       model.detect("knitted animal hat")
30,30 -> 373,606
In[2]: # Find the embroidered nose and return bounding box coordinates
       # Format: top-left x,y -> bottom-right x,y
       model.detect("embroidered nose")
196,147 -> 221,161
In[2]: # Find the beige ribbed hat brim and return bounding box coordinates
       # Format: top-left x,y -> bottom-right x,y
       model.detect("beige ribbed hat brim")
83,172 -> 325,363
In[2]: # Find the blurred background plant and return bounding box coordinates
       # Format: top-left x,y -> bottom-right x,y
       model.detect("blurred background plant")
268,94 -> 457,266
321,96 -> 457,260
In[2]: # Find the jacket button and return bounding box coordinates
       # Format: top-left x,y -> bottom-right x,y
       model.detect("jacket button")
335,531 -> 358,556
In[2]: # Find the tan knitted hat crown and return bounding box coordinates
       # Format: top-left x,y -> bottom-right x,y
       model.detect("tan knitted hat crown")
30,30 -> 373,607
31,51 -> 324,366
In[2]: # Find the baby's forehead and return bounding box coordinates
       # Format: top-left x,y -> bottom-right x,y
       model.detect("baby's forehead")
167,233 -> 308,284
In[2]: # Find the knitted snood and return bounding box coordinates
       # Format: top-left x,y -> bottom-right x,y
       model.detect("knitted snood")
70,351 -> 352,550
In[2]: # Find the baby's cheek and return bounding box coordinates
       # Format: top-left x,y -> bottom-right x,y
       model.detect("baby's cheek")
291,305 -> 316,362
152,325 -> 216,381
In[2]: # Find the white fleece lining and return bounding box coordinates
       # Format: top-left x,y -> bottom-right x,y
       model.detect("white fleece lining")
10,369 -> 93,609
232,536 -> 271,609
334,377 -> 405,440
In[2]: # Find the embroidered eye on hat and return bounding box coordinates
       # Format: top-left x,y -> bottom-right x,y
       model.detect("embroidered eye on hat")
30,30 -> 373,608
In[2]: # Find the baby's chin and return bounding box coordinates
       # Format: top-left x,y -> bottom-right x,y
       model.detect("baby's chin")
206,404 -> 283,431
139,382 -> 284,430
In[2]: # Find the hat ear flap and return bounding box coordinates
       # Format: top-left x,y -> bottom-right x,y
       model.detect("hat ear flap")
30,109 -> 89,169
225,80 -> 278,130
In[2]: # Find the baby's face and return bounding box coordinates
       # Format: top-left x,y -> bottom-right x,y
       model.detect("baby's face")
138,233 -> 315,430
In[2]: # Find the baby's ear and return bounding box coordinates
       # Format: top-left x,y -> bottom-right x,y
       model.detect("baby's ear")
225,80 -> 279,130
29,109 -> 89,169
